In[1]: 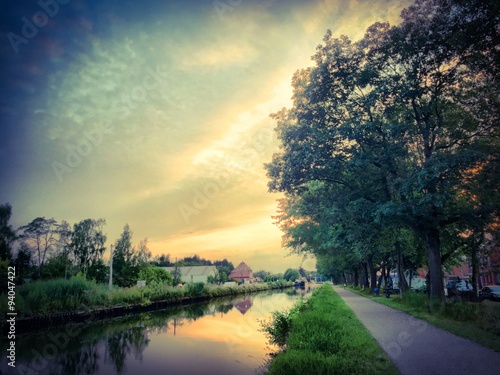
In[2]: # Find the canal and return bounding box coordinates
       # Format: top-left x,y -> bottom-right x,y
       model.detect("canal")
1,286 -> 315,375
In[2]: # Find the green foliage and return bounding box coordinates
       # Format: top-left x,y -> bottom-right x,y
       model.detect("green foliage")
0,202 -> 15,262
254,270 -> 271,280
283,268 -> 300,281
87,259 -> 108,283
0,258 -> 11,293
261,299 -> 304,347
15,277 -> 93,315
18,216 -> 59,277
138,267 -> 172,285
113,224 -> 135,287
185,282 -> 205,297
70,218 -> 107,279
112,225 -> 152,287
265,273 -> 284,282
13,244 -> 35,282
152,253 -> 172,267
40,253 -> 71,279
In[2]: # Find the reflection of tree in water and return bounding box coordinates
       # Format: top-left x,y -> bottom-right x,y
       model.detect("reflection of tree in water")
106,325 -> 150,374
57,341 -> 100,375
216,302 -> 234,314
183,303 -> 211,320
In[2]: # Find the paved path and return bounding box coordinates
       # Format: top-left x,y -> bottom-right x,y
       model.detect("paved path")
334,286 -> 500,375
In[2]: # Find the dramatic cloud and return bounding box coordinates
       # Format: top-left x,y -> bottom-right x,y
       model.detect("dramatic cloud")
1,0 -> 411,272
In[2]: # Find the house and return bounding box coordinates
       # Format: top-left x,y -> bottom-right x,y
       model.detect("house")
228,262 -> 253,283
161,266 -> 217,284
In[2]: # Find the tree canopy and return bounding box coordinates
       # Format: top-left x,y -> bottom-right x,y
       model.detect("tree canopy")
266,0 -> 499,301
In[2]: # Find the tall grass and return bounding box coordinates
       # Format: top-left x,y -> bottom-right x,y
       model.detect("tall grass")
264,285 -> 398,375
0,278 -> 293,317
261,298 -> 305,347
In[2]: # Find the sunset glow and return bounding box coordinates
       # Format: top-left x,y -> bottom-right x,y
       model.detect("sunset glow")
1,0 -> 411,272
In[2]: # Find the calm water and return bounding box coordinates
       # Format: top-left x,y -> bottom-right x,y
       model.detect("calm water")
1,286 -> 315,375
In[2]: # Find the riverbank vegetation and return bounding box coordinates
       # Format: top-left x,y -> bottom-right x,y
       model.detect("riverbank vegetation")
0,276 -> 292,317
261,285 -> 398,374
350,286 -> 500,352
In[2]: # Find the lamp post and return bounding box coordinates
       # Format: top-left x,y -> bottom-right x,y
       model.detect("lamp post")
108,244 -> 113,290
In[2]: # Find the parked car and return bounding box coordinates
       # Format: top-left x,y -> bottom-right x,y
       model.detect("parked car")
456,280 -> 473,292
479,285 -> 500,301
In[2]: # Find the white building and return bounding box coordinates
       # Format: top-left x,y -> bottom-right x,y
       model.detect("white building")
161,266 -> 217,284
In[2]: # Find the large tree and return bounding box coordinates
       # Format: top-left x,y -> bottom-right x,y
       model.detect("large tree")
266,0 -> 499,301
70,218 -> 107,279
0,203 -> 16,262
0,203 -> 16,290
18,217 -> 59,278
113,224 -> 135,287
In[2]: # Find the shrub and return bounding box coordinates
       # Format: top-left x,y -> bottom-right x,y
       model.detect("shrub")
138,267 -> 172,286
261,299 -> 304,347
185,282 -> 205,297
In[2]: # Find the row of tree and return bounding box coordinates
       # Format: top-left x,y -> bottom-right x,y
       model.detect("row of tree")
0,203 -> 239,289
0,210 -> 142,286
266,0 -> 499,301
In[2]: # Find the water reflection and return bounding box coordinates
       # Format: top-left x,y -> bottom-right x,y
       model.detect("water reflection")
233,297 -> 253,315
1,286 -> 315,375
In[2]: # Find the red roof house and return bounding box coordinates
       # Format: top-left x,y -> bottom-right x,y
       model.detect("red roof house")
233,298 -> 253,315
228,262 -> 253,283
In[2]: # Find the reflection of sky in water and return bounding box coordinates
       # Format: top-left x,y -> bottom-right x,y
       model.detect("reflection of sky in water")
138,292 -> 295,375
1,288 -> 313,375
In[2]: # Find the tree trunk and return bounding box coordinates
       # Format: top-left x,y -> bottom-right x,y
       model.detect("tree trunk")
361,262 -> 369,289
424,228 -> 444,301
353,268 -> 359,287
471,248 -> 479,297
396,241 -> 409,293
383,263 -> 390,287
367,255 -> 377,293
359,265 -> 365,287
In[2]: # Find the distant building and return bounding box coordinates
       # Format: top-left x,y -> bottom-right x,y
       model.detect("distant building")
228,262 -> 253,283
440,238 -> 500,287
480,236 -> 500,285
161,266 -> 217,284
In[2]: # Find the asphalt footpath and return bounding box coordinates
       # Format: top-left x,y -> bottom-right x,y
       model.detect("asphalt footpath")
334,285 -> 500,375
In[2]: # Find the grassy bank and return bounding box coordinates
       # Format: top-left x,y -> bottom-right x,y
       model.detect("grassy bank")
349,286 -> 500,352
262,285 -> 398,375
0,277 -> 292,317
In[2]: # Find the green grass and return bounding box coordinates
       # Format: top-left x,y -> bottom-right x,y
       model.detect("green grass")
264,285 -> 399,375
0,277 -> 293,317
349,286 -> 500,352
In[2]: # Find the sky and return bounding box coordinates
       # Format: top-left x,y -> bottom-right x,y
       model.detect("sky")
0,0 -> 411,273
